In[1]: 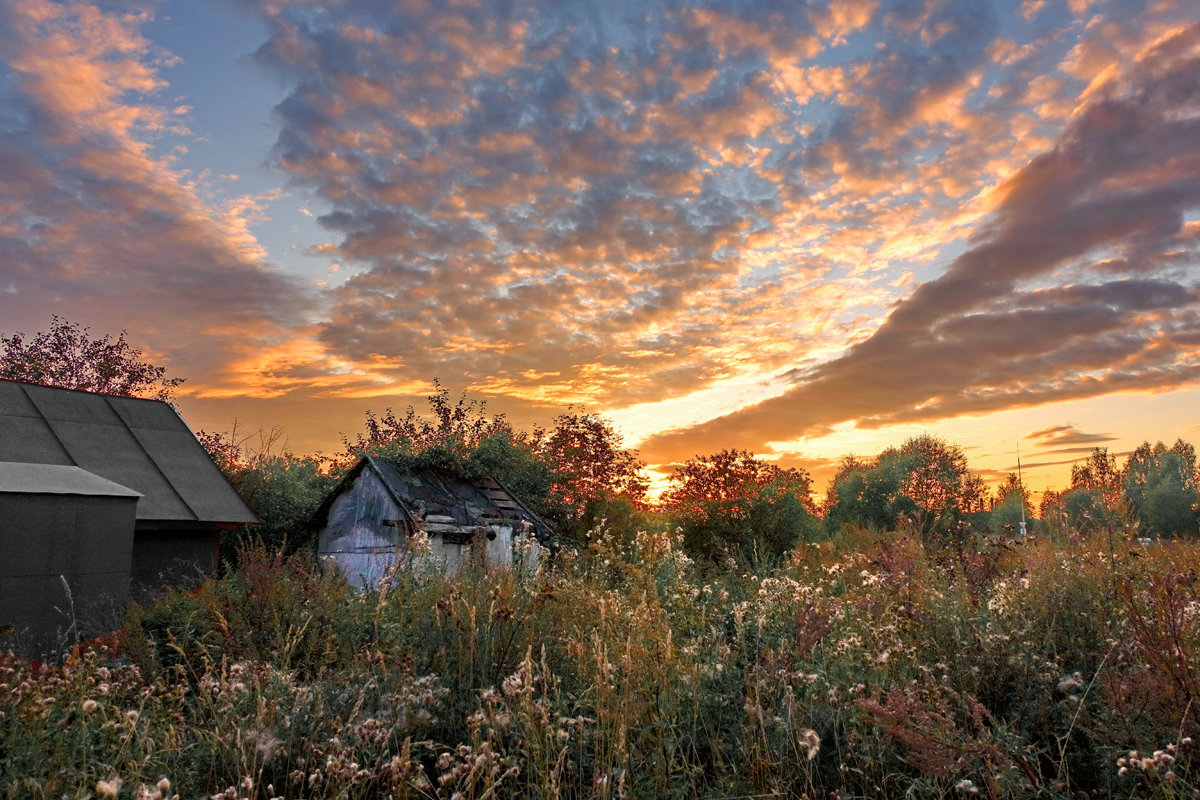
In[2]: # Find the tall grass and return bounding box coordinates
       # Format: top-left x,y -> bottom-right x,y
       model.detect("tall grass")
2,525 -> 1197,798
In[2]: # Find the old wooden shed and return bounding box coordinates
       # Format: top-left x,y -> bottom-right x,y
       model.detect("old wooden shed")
0,379 -> 257,627
312,455 -> 552,586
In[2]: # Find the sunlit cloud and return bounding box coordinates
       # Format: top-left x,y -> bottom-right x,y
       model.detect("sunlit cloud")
0,0 -> 310,387
640,20 -> 1200,466
3,0 -> 1198,485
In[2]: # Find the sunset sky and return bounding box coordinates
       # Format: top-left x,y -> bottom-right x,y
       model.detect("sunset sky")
2,0 -> 1198,502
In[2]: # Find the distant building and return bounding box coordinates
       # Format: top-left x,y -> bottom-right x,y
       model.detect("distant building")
311,455 -> 552,586
0,379 -> 256,660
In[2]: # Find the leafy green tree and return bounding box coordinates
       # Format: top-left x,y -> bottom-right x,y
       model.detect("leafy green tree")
824,435 -> 986,539
340,384 -> 647,536
824,454 -> 917,532
1059,487 -> 1118,534
661,449 -> 822,565
988,473 -> 1032,534
0,315 -> 184,402
1069,447 -> 1124,510
1122,440 -> 1199,538
1038,447 -> 1128,535
197,425 -> 338,558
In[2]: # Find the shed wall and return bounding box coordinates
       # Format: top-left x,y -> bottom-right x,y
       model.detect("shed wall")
319,469 -> 406,587
130,527 -> 219,605
0,493 -> 136,662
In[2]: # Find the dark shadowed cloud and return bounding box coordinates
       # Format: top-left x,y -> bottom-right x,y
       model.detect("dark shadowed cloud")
1026,423 -> 1117,447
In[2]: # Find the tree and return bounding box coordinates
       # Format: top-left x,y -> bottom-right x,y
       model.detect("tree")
886,434 -> 986,516
542,411 -> 649,519
1069,448 -> 1124,509
661,449 -> 821,565
340,379 -> 518,469
988,473 -> 1032,534
0,315 -> 184,402
340,384 -> 649,536
823,435 -> 986,539
1037,447 -> 1128,535
1122,440 -> 1199,538
197,424 -> 338,559
824,454 -> 917,533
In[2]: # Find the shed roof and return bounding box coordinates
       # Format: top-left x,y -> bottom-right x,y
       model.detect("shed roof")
0,462 -> 142,498
312,455 -> 553,539
0,379 -> 256,523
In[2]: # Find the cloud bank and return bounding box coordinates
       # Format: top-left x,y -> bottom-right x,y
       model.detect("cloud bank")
2,0 -> 1197,470
0,0 -> 308,385
641,20 -> 1200,464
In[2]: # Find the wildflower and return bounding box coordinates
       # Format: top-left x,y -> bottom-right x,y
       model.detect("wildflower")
802,729 -> 821,760
255,730 -> 281,765
1057,672 -> 1083,693
1118,766 -> 1128,776
125,709 -> 139,722
157,778 -> 171,794
82,699 -> 99,714
955,778 -> 980,795
96,777 -> 123,799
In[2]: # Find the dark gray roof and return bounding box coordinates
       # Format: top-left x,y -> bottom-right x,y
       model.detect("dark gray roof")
0,380 -> 256,523
0,462 -> 142,498
312,455 -> 553,539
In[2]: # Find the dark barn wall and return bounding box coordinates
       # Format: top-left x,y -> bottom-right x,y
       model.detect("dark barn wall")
130,527 -> 220,605
0,493 -> 136,662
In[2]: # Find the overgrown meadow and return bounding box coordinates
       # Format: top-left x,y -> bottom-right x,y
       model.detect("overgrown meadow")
2,523 -> 1197,800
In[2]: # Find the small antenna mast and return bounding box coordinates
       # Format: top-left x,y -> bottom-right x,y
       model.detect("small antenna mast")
1016,440 -> 1027,535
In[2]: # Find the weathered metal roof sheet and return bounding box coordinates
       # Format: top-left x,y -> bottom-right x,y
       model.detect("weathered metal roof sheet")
0,461 -> 142,498
0,380 -> 256,523
311,455 -> 553,539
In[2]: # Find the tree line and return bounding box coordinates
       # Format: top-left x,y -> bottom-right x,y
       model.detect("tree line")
4,318 -> 1197,568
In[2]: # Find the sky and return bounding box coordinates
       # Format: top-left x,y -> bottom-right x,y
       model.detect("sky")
1,0 -> 1198,502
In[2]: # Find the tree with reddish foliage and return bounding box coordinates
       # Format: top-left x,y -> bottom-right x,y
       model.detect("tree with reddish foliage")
661,449 -> 822,564
883,434 -> 988,518
542,412 -> 649,516
0,315 -> 184,402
